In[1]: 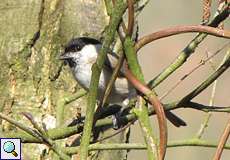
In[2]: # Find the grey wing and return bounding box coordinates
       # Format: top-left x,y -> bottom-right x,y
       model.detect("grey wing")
105,51 -> 125,77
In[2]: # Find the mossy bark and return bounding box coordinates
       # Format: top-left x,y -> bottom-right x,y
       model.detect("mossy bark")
0,0 -> 127,159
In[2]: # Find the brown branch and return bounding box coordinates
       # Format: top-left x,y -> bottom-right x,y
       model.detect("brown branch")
100,53 -> 125,107
101,0 -> 133,107
213,117 -> 230,160
21,112 -> 71,160
127,0 -> 134,35
0,113 -> 43,141
135,25 -> 230,51
202,0 -> 212,23
124,65 -> 167,160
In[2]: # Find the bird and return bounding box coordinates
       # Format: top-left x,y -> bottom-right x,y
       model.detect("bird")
59,37 -> 135,104
59,37 -> 186,127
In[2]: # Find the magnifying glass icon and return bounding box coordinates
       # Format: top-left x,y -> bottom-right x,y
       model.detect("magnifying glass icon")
3,141 -> 18,157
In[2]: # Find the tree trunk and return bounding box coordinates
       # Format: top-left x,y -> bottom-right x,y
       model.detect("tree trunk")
0,0 -> 128,159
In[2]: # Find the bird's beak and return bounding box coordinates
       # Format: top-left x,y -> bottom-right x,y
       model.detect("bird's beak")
59,53 -> 70,60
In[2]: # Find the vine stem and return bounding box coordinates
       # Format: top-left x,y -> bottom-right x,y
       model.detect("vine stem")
79,0 -> 127,159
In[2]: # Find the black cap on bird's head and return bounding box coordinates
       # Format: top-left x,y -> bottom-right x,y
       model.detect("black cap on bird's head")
59,37 -> 101,67
59,37 -> 101,60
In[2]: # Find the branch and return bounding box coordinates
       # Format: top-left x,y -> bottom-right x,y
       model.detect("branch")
100,52 -> 125,107
135,25 -> 230,51
180,101 -> 230,113
159,42 -> 229,100
134,96 -> 158,159
62,139 -> 230,155
79,0 -> 127,159
4,102 -> 230,143
56,89 -> 87,126
5,125 -> 83,143
100,0 -> 131,107
124,37 -> 167,160
0,113 -> 70,160
147,5 -> 229,89
0,113 -> 42,141
213,117 -> 230,160
90,139 -> 230,150
21,112 -> 70,160
127,0 -> 134,36
195,48 -> 223,139
202,0 -> 212,24
179,51 -> 230,104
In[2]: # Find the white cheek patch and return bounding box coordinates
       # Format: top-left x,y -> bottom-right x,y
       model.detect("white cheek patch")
79,44 -> 100,62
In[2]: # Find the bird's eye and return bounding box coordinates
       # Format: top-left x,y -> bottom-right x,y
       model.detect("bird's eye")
64,44 -> 82,53
75,45 -> 81,51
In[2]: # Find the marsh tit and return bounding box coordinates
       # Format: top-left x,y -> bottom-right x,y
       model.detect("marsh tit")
60,37 -> 186,127
59,37 -> 135,104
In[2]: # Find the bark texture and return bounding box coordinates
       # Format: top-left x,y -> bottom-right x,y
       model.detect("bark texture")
0,0 -> 126,159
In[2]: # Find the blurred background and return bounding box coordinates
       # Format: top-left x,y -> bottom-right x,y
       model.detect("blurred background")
128,0 -> 230,159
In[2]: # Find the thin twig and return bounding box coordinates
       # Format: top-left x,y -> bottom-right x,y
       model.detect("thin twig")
147,5 -> 229,89
63,89 -> 87,105
56,89 -> 87,127
92,121 -> 133,143
127,0 -> 134,36
202,0 -> 212,24
4,102 -> 230,143
135,0 -> 151,16
124,36 -> 167,159
100,53 -> 125,107
21,112 -> 71,160
159,42 -> 229,100
100,0 -> 131,108
80,0 -> 127,159
100,0 -> 127,107
135,25 -> 230,51
213,117 -> 230,160
179,50 -> 230,104
195,48 -> 221,139
134,96 -> 158,159
0,113 -> 42,141
90,139 -> 230,150
112,0 -> 128,34
124,65 -> 167,160
195,82 -> 216,139
181,102 -> 230,113
63,139 -> 230,155
0,112 -> 70,160
21,112 -> 48,137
